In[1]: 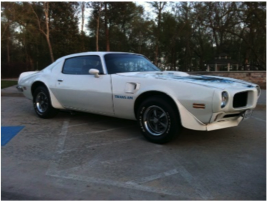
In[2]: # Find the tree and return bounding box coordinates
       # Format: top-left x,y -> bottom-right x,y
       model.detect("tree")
49,2 -> 81,58
148,2 -> 167,65
30,2 -> 54,62
198,2 -> 266,69
104,3 -> 110,51
88,2 -> 145,52
1,1 -> 266,77
92,2 -> 104,51
1,2 -> 18,64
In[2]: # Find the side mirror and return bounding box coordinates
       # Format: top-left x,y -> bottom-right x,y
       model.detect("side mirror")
89,69 -> 100,78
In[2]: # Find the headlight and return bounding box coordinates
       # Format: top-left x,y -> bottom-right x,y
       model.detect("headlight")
256,86 -> 261,97
221,91 -> 228,108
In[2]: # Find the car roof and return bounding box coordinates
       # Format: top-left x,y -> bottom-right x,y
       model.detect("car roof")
44,52 -> 147,71
56,51 -> 141,62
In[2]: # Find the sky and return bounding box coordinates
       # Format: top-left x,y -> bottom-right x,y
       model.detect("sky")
135,1 -> 155,14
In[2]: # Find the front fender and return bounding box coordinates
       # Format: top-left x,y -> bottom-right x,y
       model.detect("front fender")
112,74 -> 214,130
135,84 -> 208,131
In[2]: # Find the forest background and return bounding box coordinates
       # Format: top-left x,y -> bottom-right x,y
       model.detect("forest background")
1,2 -> 266,78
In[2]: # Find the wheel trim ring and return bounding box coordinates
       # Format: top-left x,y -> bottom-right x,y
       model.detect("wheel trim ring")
143,105 -> 168,136
36,92 -> 49,113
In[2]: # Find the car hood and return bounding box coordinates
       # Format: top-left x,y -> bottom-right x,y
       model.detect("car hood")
116,71 -> 257,90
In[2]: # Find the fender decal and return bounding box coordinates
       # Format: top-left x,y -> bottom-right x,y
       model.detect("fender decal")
114,95 -> 133,100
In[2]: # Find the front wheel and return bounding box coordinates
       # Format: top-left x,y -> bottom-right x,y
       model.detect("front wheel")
33,86 -> 58,118
137,96 -> 181,144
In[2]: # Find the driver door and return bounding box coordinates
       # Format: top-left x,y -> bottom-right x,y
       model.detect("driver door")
52,55 -> 114,116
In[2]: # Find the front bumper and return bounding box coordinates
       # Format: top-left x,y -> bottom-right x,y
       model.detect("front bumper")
180,101 -> 253,131
206,116 -> 243,131
16,85 -> 24,92
206,109 -> 252,131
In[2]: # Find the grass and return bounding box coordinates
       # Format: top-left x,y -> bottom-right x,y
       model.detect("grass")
1,80 -> 17,89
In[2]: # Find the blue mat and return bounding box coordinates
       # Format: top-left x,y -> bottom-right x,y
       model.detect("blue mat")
1,126 -> 24,146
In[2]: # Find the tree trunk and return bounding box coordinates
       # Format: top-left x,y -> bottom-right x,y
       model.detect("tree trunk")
263,38 -> 267,70
96,14 -> 99,51
106,29 -> 110,51
44,2 -> 54,62
29,57 -> 34,70
30,2 -> 54,62
154,45 -> 158,65
81,2 -> 85,33
7,35 -> 10,64
154,5 -> 161,64
212,28 -> 219,54
199,56 -> 203,71
104,3 -> 110,51
46,36 -> 54,63
6,20 -> 10,64
81,3 -> 86,51
23,33 -> 29,68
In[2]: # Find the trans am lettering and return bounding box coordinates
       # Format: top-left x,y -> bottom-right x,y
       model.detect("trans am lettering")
115,95 -> 133,100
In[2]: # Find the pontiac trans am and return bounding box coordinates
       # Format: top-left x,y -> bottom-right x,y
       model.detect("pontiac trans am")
17,52 -> 261,143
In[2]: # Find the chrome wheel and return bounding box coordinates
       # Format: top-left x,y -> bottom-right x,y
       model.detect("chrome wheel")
143,105 -> 168,136
36,92 -> 49,113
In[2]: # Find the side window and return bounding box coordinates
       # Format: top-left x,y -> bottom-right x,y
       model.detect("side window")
62,56 -> 103,75
104,54 -> 160,74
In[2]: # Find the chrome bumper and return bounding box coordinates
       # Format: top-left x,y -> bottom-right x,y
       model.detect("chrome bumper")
16,85 -> 24,92
206,109 -> 252,131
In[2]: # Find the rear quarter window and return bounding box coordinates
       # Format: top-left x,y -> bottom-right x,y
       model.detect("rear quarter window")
62,56 -> 103,74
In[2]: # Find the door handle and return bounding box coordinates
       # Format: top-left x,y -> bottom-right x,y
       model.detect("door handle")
57,79 -> 63,82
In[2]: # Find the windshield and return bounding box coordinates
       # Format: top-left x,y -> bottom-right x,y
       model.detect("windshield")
104,54 -> 160,74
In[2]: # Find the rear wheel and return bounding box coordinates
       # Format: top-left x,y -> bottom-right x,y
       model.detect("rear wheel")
33,86 -> 58,118
137,96 -> 181,144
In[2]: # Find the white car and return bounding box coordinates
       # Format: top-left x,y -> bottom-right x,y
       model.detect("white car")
17,52 -> 260,143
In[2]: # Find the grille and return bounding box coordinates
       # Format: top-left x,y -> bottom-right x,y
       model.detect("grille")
223,113 -> 241,118
233,92 -> 248,108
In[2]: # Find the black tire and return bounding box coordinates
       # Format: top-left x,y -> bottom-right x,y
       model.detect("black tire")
33,86 -> 58,118
137,96 -> 181,144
